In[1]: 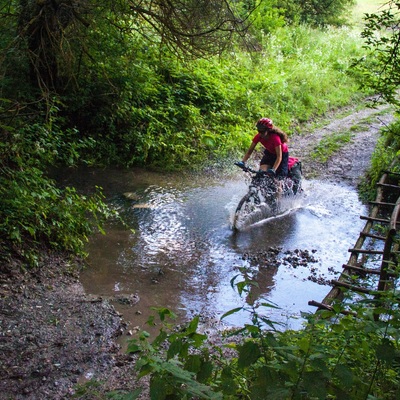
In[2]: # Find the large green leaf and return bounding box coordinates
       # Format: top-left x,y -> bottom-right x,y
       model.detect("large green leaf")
156,360 -> 222,399
238,341 -> 261,369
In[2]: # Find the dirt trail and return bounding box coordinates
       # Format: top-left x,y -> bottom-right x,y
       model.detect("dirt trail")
290,104 -> 394,185
0,104 -> 395,399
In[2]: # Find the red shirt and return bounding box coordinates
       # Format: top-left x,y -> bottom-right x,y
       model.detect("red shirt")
252,132 -> 288,154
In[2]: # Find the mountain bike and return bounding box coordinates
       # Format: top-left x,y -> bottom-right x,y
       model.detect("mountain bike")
233,160 -> 302,230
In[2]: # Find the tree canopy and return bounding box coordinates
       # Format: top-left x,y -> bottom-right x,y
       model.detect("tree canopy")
2,0 -> 251,94
1,0 -> 356,97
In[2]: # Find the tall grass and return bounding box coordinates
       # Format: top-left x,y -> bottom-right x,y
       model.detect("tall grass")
188,24 -> 369,160
245,25 -> 366,129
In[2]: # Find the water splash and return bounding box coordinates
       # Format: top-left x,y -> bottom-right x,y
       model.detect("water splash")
232,185 -> 307,231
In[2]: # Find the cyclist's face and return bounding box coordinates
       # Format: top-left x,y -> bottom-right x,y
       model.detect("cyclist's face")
258,130 -> 268,137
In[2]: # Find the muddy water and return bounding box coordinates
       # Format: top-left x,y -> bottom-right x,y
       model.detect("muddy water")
64,167 -> 366,336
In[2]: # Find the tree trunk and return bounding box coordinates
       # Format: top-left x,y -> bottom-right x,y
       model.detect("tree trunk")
18,0 -> 75,92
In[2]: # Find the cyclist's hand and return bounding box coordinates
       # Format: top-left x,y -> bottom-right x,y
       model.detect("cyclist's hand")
235,161 -> 246,169
267,168 -> 276,176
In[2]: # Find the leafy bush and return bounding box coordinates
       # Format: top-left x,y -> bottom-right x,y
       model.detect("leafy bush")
354,2 -> 400,107
0,101 -> 117,266
2,14 -> 362,170
0,167 -> 112,265
359,120 -> 400,201
124,271 -> 400,400
287,0 -> 356,27
242,0 -> 356,35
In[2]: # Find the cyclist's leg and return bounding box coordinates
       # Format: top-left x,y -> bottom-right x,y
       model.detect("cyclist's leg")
260,152 -> 274,172
261,152 -> 281,194
289,162 -> 302,194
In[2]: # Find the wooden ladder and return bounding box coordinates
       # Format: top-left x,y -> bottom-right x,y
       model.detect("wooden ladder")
308,168 -> 400,315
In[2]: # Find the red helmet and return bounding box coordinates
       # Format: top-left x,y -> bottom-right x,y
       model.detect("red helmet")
256,118 -> 273,131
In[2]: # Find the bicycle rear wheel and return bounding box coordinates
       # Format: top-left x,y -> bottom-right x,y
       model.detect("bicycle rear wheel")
233,192 -> 261,230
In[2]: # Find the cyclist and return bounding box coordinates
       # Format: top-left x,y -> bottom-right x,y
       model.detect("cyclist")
237,117 -> 289,177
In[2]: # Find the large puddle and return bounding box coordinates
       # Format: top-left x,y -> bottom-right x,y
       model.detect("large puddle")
58,167 -> 366,337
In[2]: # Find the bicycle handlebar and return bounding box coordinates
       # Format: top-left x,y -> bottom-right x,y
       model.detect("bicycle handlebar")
234,162 -> 271,176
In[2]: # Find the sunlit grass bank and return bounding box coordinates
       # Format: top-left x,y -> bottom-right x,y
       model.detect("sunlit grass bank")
186,24 -> 370,161
351,0 -> 388,25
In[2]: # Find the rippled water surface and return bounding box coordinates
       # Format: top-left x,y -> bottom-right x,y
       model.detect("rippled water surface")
62,167 -> 366,335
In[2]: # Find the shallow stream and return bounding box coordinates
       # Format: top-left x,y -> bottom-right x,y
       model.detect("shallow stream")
61,167 -> 366,337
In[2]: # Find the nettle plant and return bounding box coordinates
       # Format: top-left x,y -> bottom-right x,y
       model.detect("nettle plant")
124,271 -> 400,400
0,105 -> 119,266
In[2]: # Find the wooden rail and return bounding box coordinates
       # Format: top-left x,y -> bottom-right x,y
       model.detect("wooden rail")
308,165 -> 400,316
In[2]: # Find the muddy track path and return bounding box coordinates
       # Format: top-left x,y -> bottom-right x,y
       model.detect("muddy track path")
290,104 -> 395,186
0,103 -> 396,399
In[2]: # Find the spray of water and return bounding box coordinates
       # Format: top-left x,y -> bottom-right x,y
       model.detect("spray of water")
231,177 -> 306,231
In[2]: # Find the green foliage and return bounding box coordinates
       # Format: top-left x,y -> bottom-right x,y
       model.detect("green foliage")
0,165 -> 115,265
241,0 -> 286,38
0,1 -> 368,171
350,1 -> 400,201
280,0 -> 356,27
0,100 -> 118,265
353,2 -> 400,107
241,0 -> 356,33
127,310 -> 221,400
57,23 -> 366,169
311,131 -> 354,162
126,273 -> 400,400
359,119 -> 400,201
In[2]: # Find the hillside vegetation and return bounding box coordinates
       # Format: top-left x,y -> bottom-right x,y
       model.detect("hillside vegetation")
1,1 -> 400,398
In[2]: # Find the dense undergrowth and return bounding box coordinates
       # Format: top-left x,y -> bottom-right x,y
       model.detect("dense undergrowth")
359,119 -> 400,201
117,273 -> 400,400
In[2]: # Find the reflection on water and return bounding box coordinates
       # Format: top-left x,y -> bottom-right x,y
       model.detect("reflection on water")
67,167 -> 367,336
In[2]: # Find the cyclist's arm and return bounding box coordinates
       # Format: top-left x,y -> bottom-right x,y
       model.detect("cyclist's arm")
272,145 -> 282,172
242,142 -> 257,163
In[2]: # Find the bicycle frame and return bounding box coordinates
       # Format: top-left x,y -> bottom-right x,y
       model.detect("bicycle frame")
235,164 -> 278,200
247,171 -> 278,205
233,162 -> 302,229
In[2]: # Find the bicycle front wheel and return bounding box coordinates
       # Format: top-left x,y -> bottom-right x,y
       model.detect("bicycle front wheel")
233,192 -> 261,230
